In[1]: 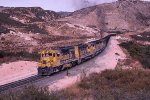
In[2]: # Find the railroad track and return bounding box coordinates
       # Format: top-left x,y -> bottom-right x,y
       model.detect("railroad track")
0,75 -> 44,93
0,70 -> 66,93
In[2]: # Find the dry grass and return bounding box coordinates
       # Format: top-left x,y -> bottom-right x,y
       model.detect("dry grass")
131,32 -> 150,42
120,41 -> 150,69
0,86 -> 60,100
0,50 -> 39,64
76,69 -> 150,100
1,69 -> 150,100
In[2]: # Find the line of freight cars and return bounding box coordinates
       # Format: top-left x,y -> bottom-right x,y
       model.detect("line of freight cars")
38,34 -> 114,76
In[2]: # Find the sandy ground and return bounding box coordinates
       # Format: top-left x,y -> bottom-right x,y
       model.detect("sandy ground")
0,61 -> 37,85
35,36 -> 126,91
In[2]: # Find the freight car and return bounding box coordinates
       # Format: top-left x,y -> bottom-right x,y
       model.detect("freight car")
38,35 -> 112,76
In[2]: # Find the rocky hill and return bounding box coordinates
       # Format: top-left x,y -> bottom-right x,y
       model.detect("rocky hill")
57,11 -> 72,18
2,7 -> 60,23
0,7 -> 98,52
0,7 -> 60,34
0,0 -> 150,52
62,0 -> 150,32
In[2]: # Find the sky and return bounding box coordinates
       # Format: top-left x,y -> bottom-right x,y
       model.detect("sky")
0,0 -> 149,12
0,0 -> 116,12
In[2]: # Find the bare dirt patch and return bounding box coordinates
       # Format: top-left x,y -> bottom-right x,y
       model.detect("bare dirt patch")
0,61 -> 37,85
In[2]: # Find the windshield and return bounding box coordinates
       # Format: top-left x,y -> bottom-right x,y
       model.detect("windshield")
41,51 -> 58,58
48,53 -> 52,56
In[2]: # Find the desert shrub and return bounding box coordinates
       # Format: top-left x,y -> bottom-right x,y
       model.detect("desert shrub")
26,24 -> 49,34
0,26 -> 9,34
0,70 -> 150,100
86,25 -> 97,28
0,12 -> 25,27
0,50 -> 39,63
15,51 -> 39,60
0,86 -> 59,100
78,69 -> 150,100
120,41 -> 150,68
131,32 -> 150,42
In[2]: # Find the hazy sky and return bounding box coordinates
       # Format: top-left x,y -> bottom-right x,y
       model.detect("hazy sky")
0,0 -> 117,11
0,0 -> 149,12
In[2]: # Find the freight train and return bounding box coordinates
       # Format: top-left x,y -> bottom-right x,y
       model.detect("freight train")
38,34 -> 114,76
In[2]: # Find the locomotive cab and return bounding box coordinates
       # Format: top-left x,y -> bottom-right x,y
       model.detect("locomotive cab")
38,50 -> 61,75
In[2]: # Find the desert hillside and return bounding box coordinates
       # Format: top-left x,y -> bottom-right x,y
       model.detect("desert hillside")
0,0 -> 150,61
62,0 -> 150,32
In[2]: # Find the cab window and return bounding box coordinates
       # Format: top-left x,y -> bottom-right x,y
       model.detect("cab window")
41,53 -> 44,57
53,53 -> 56,57
45,53 -> 49,57
57,53 -> 60,57
48,53 -> 52,56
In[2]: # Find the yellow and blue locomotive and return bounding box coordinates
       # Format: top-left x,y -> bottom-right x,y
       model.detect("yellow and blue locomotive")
38,35 -> 111,76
